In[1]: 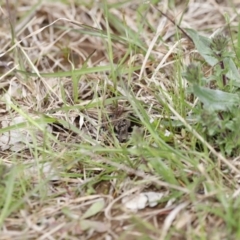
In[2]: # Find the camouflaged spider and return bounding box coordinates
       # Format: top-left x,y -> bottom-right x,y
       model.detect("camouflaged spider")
109,104 -> 132,142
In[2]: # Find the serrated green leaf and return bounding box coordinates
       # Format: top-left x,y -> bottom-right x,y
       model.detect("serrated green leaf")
225,58 -> 240,86
81,199 -> 105,219
185,28 -> 218,66
193,85 -> 239,111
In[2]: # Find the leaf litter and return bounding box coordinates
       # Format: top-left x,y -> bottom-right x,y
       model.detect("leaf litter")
0,0 -> 239,239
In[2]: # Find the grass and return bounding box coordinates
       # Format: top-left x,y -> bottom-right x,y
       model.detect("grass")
1,0 -> 240,239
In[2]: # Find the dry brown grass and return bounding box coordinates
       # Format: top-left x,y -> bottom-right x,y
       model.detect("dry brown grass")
1,0 -> 240,239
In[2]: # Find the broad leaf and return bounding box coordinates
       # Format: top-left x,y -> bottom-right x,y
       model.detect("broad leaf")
185,28 -> 218,66
225,58 -> 240,86
186,29 -> 240,87
192,85 -> 239,111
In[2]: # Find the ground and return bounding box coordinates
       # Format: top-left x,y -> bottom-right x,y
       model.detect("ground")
0,0 -> 240,239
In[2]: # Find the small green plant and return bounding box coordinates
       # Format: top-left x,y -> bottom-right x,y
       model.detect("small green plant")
184,31 -> 240,156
